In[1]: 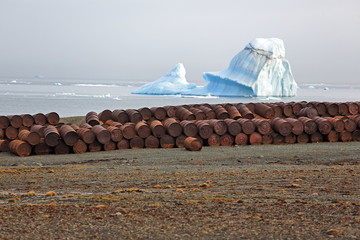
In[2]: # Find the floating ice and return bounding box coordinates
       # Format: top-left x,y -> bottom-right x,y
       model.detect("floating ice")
132,38 -> 297,97
196,38 -> 297,97
132,63 -> 196,95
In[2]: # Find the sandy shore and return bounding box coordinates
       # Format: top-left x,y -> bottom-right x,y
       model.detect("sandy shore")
0,142 -> 359,239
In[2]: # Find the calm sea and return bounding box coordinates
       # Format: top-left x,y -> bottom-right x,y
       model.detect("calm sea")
1,77 -> 359,117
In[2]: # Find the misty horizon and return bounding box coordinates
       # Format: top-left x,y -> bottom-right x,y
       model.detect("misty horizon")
1,0 -> 359,85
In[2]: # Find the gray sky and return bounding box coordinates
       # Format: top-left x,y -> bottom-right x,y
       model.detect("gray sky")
0,0 -> 359,84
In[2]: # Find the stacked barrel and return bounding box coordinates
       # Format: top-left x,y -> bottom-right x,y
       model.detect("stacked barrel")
1,101 -> 360,157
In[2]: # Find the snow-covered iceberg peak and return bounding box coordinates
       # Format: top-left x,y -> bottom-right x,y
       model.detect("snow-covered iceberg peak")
200,38 -> 297,97
133,63 -> 196,95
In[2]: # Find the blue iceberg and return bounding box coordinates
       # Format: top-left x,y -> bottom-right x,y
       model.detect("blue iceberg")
133,38 -> 297,97
132,63 -> 196,95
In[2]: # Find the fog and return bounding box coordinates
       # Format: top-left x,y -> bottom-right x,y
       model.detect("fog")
0,0 -> 359,84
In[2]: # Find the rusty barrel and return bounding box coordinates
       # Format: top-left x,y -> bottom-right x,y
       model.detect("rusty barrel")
98,109 -> 112,122
145,135 -> 159,148
79,122 -> 92,129
135,121 -> 151,139
207,119 -> 227,136
20,114 -> 34,127
73,139 -> 88,154
104,140 -> 117,151
0,116 -> 10,129
89,140 -> 103,152
106,125 -> 123,142
237,118 -> 255,135
296,133 -> 309,144
267,104 -> 283,118
120,123 -> 136,139
352,129 -> 360,141
336,102 -> 348,116
277,102 -> 293,117
0,128 -> 3,139
324,117 -> 344,133
284,118 -> 304,135
125,109 -> 142,123
271,133 -> 285,144
245,103 -> 256,113
86,112 -> 100,126
163,118 -> 182,137
310,102 -> 326,115
235,133 -> 248,145
128,136 -> 144,149
284,133 -> 297,144
271,117 -> 292,136
184,137 -> 202,151
249,132 -> 262,145
224,119 -> 242,136
5,126 -> 18,140
347,102 -> 359,115
18,129 -> 40,146
138,107 -> 152,120
189,107 -> 206,120
194,121 -> 213,139
207,134 -> 220,147
327,130 -> 339,142
180,120 -> 198,137
70,124 -> 80,132
235,104 -> 254,119
325,102 -> 338,116
339,131 -> 352,142
220,133 -> 234,146
59,125 -> 79,146
198,106 -> 216,119
298,117 -> 317,135
176,106 -> 195,121
0,139 -> 10,152
30,125 -> 46,138
150,120 -> 166,138
224,104 -> 241,119
77,128 -> 96,144
299,107 -> 318,119
310,132 -> 323,143
211,104 -> 229,119
111,109 -> 129,124
151,107 -> 167,120
160,134 -> 175,148
175,134 -> 187,148
54,140 -> 70,154
348,115 -> 360,129
34,142 -> 51,155
32,113 -> 47,125
117,139 -> 129,149
44,126 -> 60,147
92,125 -> 111,144
110,121 -> 122,128
262,134 -> 273,144
46,112 -> 60,125
252,118 -> 272,135
9,140 -> 32,157
254,103 -> 274,119
163,106 -> 177,118
291,102 -> 303,116
8,115 -> 22,128
313,117 -> 332,135
342,118 -> 357,132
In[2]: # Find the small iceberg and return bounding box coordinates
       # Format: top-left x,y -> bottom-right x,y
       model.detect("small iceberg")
133,38 -> 297,97
132,63 -> 196,95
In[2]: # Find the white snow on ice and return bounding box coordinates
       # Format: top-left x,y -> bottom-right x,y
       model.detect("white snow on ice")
133,38 -> 297,97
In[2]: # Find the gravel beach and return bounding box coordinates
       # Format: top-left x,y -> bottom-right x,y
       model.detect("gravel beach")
0,142 -> 359,239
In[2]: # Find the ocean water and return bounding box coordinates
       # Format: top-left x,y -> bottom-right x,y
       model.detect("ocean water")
0,77 -> 359,117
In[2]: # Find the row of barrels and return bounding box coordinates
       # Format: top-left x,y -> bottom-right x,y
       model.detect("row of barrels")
2,112 -> 360,156
85,101 -> 360,126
